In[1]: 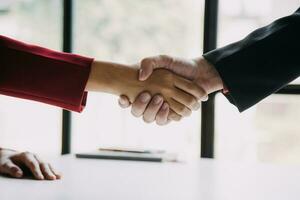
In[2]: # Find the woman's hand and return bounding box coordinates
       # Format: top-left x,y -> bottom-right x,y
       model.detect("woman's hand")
0,148 -> 61,180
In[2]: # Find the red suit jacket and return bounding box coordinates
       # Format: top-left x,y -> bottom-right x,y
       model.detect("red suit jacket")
0,35 -> 94,112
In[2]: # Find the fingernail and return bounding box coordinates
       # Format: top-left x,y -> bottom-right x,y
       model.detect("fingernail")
201,95 -> 209,101
38,174 -> 44,180
139,69 -> 145,81
15,171 -> 23,177
140,93 -> 151,103
119,97 -> 127,105
193,103 -> 200,110
153,96 -> 163,104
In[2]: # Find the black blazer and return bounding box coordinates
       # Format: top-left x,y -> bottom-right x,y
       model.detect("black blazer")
203,7 -> 300,112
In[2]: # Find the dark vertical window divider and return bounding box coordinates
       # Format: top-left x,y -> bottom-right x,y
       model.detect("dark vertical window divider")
61,0 -> 73,155
201,0 -> 219,158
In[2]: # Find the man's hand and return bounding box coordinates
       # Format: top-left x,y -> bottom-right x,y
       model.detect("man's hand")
0,148 -> 61,180
118,55 -> 223,125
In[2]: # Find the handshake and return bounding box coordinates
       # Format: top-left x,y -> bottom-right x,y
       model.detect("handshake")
87,55 -> 224,125
0,55 -> 224,181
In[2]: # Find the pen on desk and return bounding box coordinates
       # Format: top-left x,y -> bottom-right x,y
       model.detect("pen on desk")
76,153 -> 164,162
98,147 -> 165,154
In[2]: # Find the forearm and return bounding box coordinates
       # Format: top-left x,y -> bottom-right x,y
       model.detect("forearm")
203,8 -> 300,111
86,61 -> 142,102
0,35 -> 93,112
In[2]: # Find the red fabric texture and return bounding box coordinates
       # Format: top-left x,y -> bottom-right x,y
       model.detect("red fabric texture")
0,35 -> 94,112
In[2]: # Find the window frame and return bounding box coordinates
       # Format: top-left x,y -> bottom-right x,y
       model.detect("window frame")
61,0 -> 73,154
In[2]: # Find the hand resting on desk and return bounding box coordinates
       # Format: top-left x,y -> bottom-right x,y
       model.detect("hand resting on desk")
0,148 -> 61,180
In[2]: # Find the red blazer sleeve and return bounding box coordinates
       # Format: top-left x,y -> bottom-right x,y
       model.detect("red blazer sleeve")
0,35 -> 94,112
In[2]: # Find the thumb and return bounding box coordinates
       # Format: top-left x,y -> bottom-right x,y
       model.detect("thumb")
139,58 -> 155,81
139,55 -> 173,81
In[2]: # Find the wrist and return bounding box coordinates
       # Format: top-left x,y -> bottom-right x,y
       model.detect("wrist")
193,57 -> 224,94
86,61 -> 143,101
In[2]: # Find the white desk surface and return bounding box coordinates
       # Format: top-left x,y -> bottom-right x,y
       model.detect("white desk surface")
1,155 -> 300,200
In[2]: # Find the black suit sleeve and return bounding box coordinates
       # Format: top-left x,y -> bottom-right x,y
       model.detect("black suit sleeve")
203,7 -> 300,112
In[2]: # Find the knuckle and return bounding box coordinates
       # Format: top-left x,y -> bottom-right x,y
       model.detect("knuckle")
2,162 -> 10,169
141,57 -> 152,68
137,94 -> 151,104
20,152 -> 28,158
158,54 -> 171,62
158,54 -> 168,60
28,161 -> 36,168
150,98 -> 163,107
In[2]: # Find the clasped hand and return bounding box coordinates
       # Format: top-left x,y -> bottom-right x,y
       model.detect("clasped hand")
87,55 -> 223,125
118,55 -> 223,125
